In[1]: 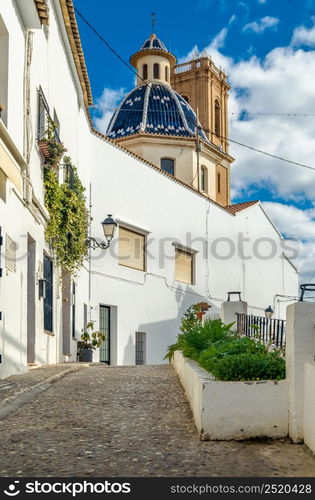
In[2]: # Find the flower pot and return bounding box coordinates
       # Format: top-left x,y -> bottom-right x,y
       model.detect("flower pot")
79,348 -> 93,362
196,311 -> 205,321
38,140 -> 50,159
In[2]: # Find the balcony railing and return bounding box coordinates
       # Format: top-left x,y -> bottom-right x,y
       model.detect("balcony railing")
37,87 -> 61,144
236,313 -> 286,348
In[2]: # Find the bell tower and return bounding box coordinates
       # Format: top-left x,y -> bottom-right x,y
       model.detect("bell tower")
171,55 -> 230,154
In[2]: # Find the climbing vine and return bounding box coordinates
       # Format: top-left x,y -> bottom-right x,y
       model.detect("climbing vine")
43,136 -> 89,273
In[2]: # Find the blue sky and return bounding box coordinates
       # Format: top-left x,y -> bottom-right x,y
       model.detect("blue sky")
75,0 -> 313,96
74,0 -> 315,281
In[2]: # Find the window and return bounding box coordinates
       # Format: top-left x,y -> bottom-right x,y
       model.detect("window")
201,166 -> 207,192
83,303 -> 88,332
38,87 -> 49,140
175,248 -> 194,284
135,332 -> 146,365
142,64 -> 148,80
5,234 -> 16,272
217,172 -> 221,194
215,99 -> 221,137
165,66 -> 169,82
153,63 -> 160,79
99,305 -> 111,364
0,16 -> 9,126
161,158 -> 175,176
53,109 -> 60,142
43,254 -> 53,333
0,168 -> 6,202
119,226 -> 145,271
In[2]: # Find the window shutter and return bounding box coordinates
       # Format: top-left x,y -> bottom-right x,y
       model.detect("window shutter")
0,227 -> 2,277
5,234 -> 16,273
175,249 -> 193,284
119,227 -> 145,271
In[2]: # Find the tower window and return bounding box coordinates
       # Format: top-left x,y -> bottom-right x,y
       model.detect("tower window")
165,66 -> 169,82
143,64 -> 148,80
161,158 -> 175,176
217,172 -> 221,194
201,166 -> 208,192
215,99 -> 221,137
153,63 -> 160,79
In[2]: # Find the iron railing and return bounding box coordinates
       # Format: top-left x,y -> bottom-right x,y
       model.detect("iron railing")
37,86 -> 61,143
236,313 -> 286,348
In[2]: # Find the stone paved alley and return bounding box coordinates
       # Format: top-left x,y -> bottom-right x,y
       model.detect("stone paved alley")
0,365 -> 315,477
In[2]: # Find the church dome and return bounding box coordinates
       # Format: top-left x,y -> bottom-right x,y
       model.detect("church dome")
106,83 -> 208,141
140,35 -> 168,52
130,33 -> 176,68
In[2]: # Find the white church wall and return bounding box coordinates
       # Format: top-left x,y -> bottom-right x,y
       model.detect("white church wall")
87,136 -> 298,365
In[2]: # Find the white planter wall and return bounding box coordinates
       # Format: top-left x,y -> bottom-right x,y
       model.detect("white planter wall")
172,351 -> 289,440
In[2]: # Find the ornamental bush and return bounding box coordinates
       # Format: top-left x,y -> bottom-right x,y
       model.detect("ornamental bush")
166,304 -> 285,381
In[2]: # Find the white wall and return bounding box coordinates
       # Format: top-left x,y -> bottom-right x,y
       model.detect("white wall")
304,363 -> 315,454
85,133 -> 298,364
173,351 -> 288,440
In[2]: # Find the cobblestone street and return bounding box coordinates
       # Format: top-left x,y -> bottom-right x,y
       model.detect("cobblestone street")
0,365 -> 315,477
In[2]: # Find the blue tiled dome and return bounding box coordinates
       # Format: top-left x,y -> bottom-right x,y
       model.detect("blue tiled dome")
106,83 -> 208,141
130,33 -> 176,67
140,36 -> 168,51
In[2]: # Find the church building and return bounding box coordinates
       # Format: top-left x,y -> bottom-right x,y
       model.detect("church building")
107,33 -> 232,207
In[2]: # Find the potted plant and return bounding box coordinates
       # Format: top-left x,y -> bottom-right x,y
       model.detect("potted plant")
194,301 -> 212,321
77,321 -> 106,362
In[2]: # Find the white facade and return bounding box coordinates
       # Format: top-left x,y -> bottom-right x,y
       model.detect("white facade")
0,0 -> 298,378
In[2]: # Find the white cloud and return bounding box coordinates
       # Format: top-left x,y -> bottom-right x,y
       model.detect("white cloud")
243,16 -> 279,34
94,87 -> 125,134
291,16 -> 315,47
178,21 -> 315,281
262,202 -> 315,282
210,27 -> 229,49
258,0 -> 267,4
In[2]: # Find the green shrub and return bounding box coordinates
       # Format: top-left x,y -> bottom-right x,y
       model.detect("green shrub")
165,305 -> 285,381
209,352 -> 285,381
165,317 -> 235,362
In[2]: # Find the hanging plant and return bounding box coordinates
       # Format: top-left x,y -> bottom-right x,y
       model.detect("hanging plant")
38,121 -> 67,165
44,151 -> 89,273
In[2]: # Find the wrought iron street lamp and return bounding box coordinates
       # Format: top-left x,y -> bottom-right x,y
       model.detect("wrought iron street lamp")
299,283 -> 315,301
86,214 -> 117,250
264,305 -> 274,319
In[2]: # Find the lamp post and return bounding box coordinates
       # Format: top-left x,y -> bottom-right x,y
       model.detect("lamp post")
264,305 -> 274,319
86,215 -> 117,250
265,305 -> 274,344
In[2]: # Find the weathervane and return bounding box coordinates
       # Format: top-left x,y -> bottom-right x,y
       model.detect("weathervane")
151,12 -> 156,33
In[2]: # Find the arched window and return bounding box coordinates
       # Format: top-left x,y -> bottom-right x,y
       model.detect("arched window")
142,64 -> 148,80
215,99 -> 221,137
201,166 -> 207,192
161,158 -> 175,176
165,66 -> 169,82
153,63 -> 160,79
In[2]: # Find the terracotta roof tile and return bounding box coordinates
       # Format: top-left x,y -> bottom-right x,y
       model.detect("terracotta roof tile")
34,0 -> 49,25
59,0 -> 93,107
225,200 -> 259,214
